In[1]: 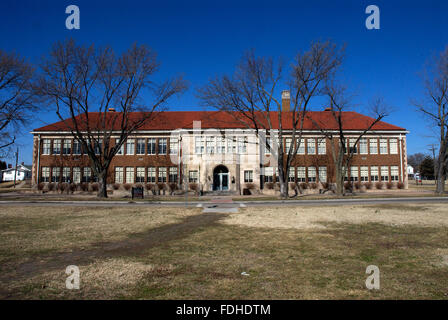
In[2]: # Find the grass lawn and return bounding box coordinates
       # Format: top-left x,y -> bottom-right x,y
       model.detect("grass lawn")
0,204 -> 447,299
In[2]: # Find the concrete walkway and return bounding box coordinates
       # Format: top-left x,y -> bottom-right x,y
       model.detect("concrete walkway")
197,197 -> 245,213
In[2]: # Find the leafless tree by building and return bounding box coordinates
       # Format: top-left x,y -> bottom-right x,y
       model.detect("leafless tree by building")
35,39 -> 187,197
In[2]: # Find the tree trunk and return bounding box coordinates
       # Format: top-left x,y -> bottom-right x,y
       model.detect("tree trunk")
278,162 -> 288,199
97,171 -> 108,198
436,143 -> 447,194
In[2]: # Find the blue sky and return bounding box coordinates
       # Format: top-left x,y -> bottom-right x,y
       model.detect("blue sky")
1,0 -> 448,164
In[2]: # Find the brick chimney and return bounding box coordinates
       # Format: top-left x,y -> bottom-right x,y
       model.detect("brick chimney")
281,90 -> 290,112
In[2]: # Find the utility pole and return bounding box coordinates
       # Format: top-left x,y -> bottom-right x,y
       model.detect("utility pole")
13,147 -> 18,188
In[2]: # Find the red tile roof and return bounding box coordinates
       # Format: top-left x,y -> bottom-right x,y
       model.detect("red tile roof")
33,111 -> 406,132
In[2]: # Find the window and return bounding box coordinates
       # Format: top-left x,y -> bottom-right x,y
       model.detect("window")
170,138 -> 178,155
285,138 -> 292,153
94,140 -> 102,155
63,139 -> 71,155
206,136 -> 215,154
318,167 -> 327,183
381,166 -> 389,182
359,138 -> 368,154
349,138 -> 357,154
42,139 -> 51,155
158,138 -> 167,155
73,140 -> 81,155
380,138 -> 388,154
264,167 -> 274,183
126,139 -> 135,155
158,167 -> 167,183
265,137 -> 271,155
41,167 -> 50,182
83,167 -> 91,182
308,167 -> 317,182
370,166 -> 379,182
169,167 -> 178,183
115,167 -> 124,183
62,167 -> 71,182
125,167 -> 134,183
297,167 -> 306,182
391,166 -> 399,181
195,136 -> 204,154
369,138 -> 378,154
390,139 -> 398,154
147,167 -> 156,183
136,167 -> 145,183
227,136 -> 236,153
350,166 -> 359,182
216,136 -> 226,154
189,170 -> 198,183
237,136 -> 247,154
360,166 -> 369,182
288,168 -> 295,182
73,167 -> 81,183
244,170 -> 253,183
317,138 -> 326,155
136,139 -> 145,155
147,138 -> 156,155
307,138 -> 316,154
53,139 -> 61,155
51,167 -> 60,182
115,139 -> 124,155
297,138 -> 305,155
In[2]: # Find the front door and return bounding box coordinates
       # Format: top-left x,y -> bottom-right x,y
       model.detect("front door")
213,165 -> 229,191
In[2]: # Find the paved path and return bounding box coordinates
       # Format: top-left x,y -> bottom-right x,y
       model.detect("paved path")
0,196 -> 448,208
197,197 -> 245,213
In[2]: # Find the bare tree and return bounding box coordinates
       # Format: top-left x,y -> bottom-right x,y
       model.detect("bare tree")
0,50 -> 36,157
35,39 -> 187,197
309,83 -> 388,195
198,41 -> 344,198
414,46 -> 448,194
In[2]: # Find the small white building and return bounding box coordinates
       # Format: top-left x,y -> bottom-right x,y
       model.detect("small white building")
407,165 -> 414,175
0,164 -> 32,182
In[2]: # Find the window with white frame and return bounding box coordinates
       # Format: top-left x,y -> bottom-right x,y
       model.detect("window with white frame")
94,140 -> 102,155
297,167 -> 306,182
297,138 -> 305,154
206,136 -> 215,154
136,167 -> 145,183
227,136 -> 236,153
380,138 -> 388,154
350,166 -> 359,182
307,138 -> 316,154
244,170 -> 253,183
52,167 -> 60,182
389,139 -> 398,154
237,136 -> 247,154
264,167 -> 274,183
381,166 -> 389,181
126,167 -> 134,183
73,139 -> 81,155
136,139 -> 145,155
189,170 -> 198,183
42,139 -> 51,155
288,168 -> 295,182
195,136 -> 204,154
147,138 -> 156,155
169,167 -> 178,183
360,166 -> 369,182
359,138 -> 368,154
115,138 -> 124,155
63,139 -> 71,155
370,166 -> 379,181
285,138 -> 292,153
53,139 -> 61,155
318,167 -> 327,183
391,166 -> 399,181
317,138 -> 326,155
126,139 -> 135,155
41,167 -> 50,182
83,167 -> 91,182
216,136 -> 226,153
170,138 -> 178,155
308,167 -> 316,182
73,167 -> 81,183
147,167 -> 156,183
115,167 -> 124,183
158,138 -> 167,155
62,167 -> 70,182
158,167 -> 167,183
369,138 -> 378,154
349,138 -> 357,154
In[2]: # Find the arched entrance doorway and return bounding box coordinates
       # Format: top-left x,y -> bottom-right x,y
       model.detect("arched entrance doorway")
213,165 -> 229,191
